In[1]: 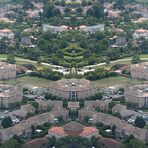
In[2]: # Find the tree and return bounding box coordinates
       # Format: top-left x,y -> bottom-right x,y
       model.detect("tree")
124,138 -> 146,148
131,54 -> 140,64
114,0 -> 124,10
141,40 -> 148,53
22,0 -> 33,10
37,56 -> 42,65
43,3 -> 54,18
7,53 -> 16,64
1,139 -> 18,148
135,116 -> 146,128
44,92 -> 52,100
86,9 -> 94,16
1,116 -> 13,128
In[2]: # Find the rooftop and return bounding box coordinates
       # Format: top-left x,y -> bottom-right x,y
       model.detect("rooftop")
48,127 -> 67,136
80,127 -> 98,136
51,79 -> 95,92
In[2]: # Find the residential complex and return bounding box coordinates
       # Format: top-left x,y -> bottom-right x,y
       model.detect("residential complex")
0,84 -> 22,108
0,62 -> 16,80
50,79 -> 97,100
124,84 -> 148,108
43,24 -> 69,33
0,29 -> 14,39
80,127 -> 99,139
48,127 -> 67,139
48,122 -> 99,139
78,24 -> 105,34
133,29 -> 148,39
131,62 -> 148,80
0,113 -> 54,142
79,110 -> 148,142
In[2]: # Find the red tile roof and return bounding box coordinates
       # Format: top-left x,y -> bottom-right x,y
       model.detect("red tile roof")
80,127 -> 98,136
48,126 -> 67,136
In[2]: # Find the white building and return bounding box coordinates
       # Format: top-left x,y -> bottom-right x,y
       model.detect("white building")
0,29 -> 14,39
133,29 -> 148,39
43,24 -> 68,33
78,24 -> 105,34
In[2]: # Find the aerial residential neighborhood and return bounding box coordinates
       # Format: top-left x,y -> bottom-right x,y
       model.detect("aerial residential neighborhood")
0,0 -> 147,148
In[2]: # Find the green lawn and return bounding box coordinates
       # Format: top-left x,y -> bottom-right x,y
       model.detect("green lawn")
17,76 -> 52,88
96,76 -> 148,88
95,76 -> 130,88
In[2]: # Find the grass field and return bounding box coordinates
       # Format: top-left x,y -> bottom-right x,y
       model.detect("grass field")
17,76 -> 52,88
95,76 -> 145,88
96,76 -> 130,88
0,76 -> 52,88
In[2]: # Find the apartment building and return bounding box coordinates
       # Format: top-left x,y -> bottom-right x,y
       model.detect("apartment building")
131,62 -> 148,80
0,62 -> 16,80
43,24 -> 69,33
50,79 -> 97,100
0,113 -> 54,142
0,84 -> 22,108
124,84 -> 148,108
92,112 -> 148,142
78,24 -> 105,34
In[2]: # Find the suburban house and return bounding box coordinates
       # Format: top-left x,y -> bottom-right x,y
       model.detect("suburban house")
0,29 -> 14,39
133,29 -> 148,39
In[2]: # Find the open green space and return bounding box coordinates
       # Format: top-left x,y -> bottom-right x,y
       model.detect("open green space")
17,76 -> 52,88
0,76 -> 52,88
96,76 -> 130,88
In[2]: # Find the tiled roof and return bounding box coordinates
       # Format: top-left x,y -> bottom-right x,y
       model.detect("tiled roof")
48,127 -> 67,136
80,127 -> 98,136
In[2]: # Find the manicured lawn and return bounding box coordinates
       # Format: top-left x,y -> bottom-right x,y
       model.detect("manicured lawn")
17,76 -> 52,88
96,76 -> 147,88
95,76 -> 130,88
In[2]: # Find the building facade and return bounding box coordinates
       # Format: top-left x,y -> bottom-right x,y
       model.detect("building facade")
50,79 -> 97,100
0,62 -> 16,80
133,29 -> 148,39
131,62 -> 148,80
124,84 -> 148,108
43,24 -> 68,33
0,84 -> 22,108
0,29 -> 14,39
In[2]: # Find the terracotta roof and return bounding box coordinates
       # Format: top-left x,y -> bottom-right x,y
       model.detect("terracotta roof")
80,127 -> 98,136
0,29 -> 12,33
79,25 -> 87,29
48,127 -> 67,136
135,29 -> 148,33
